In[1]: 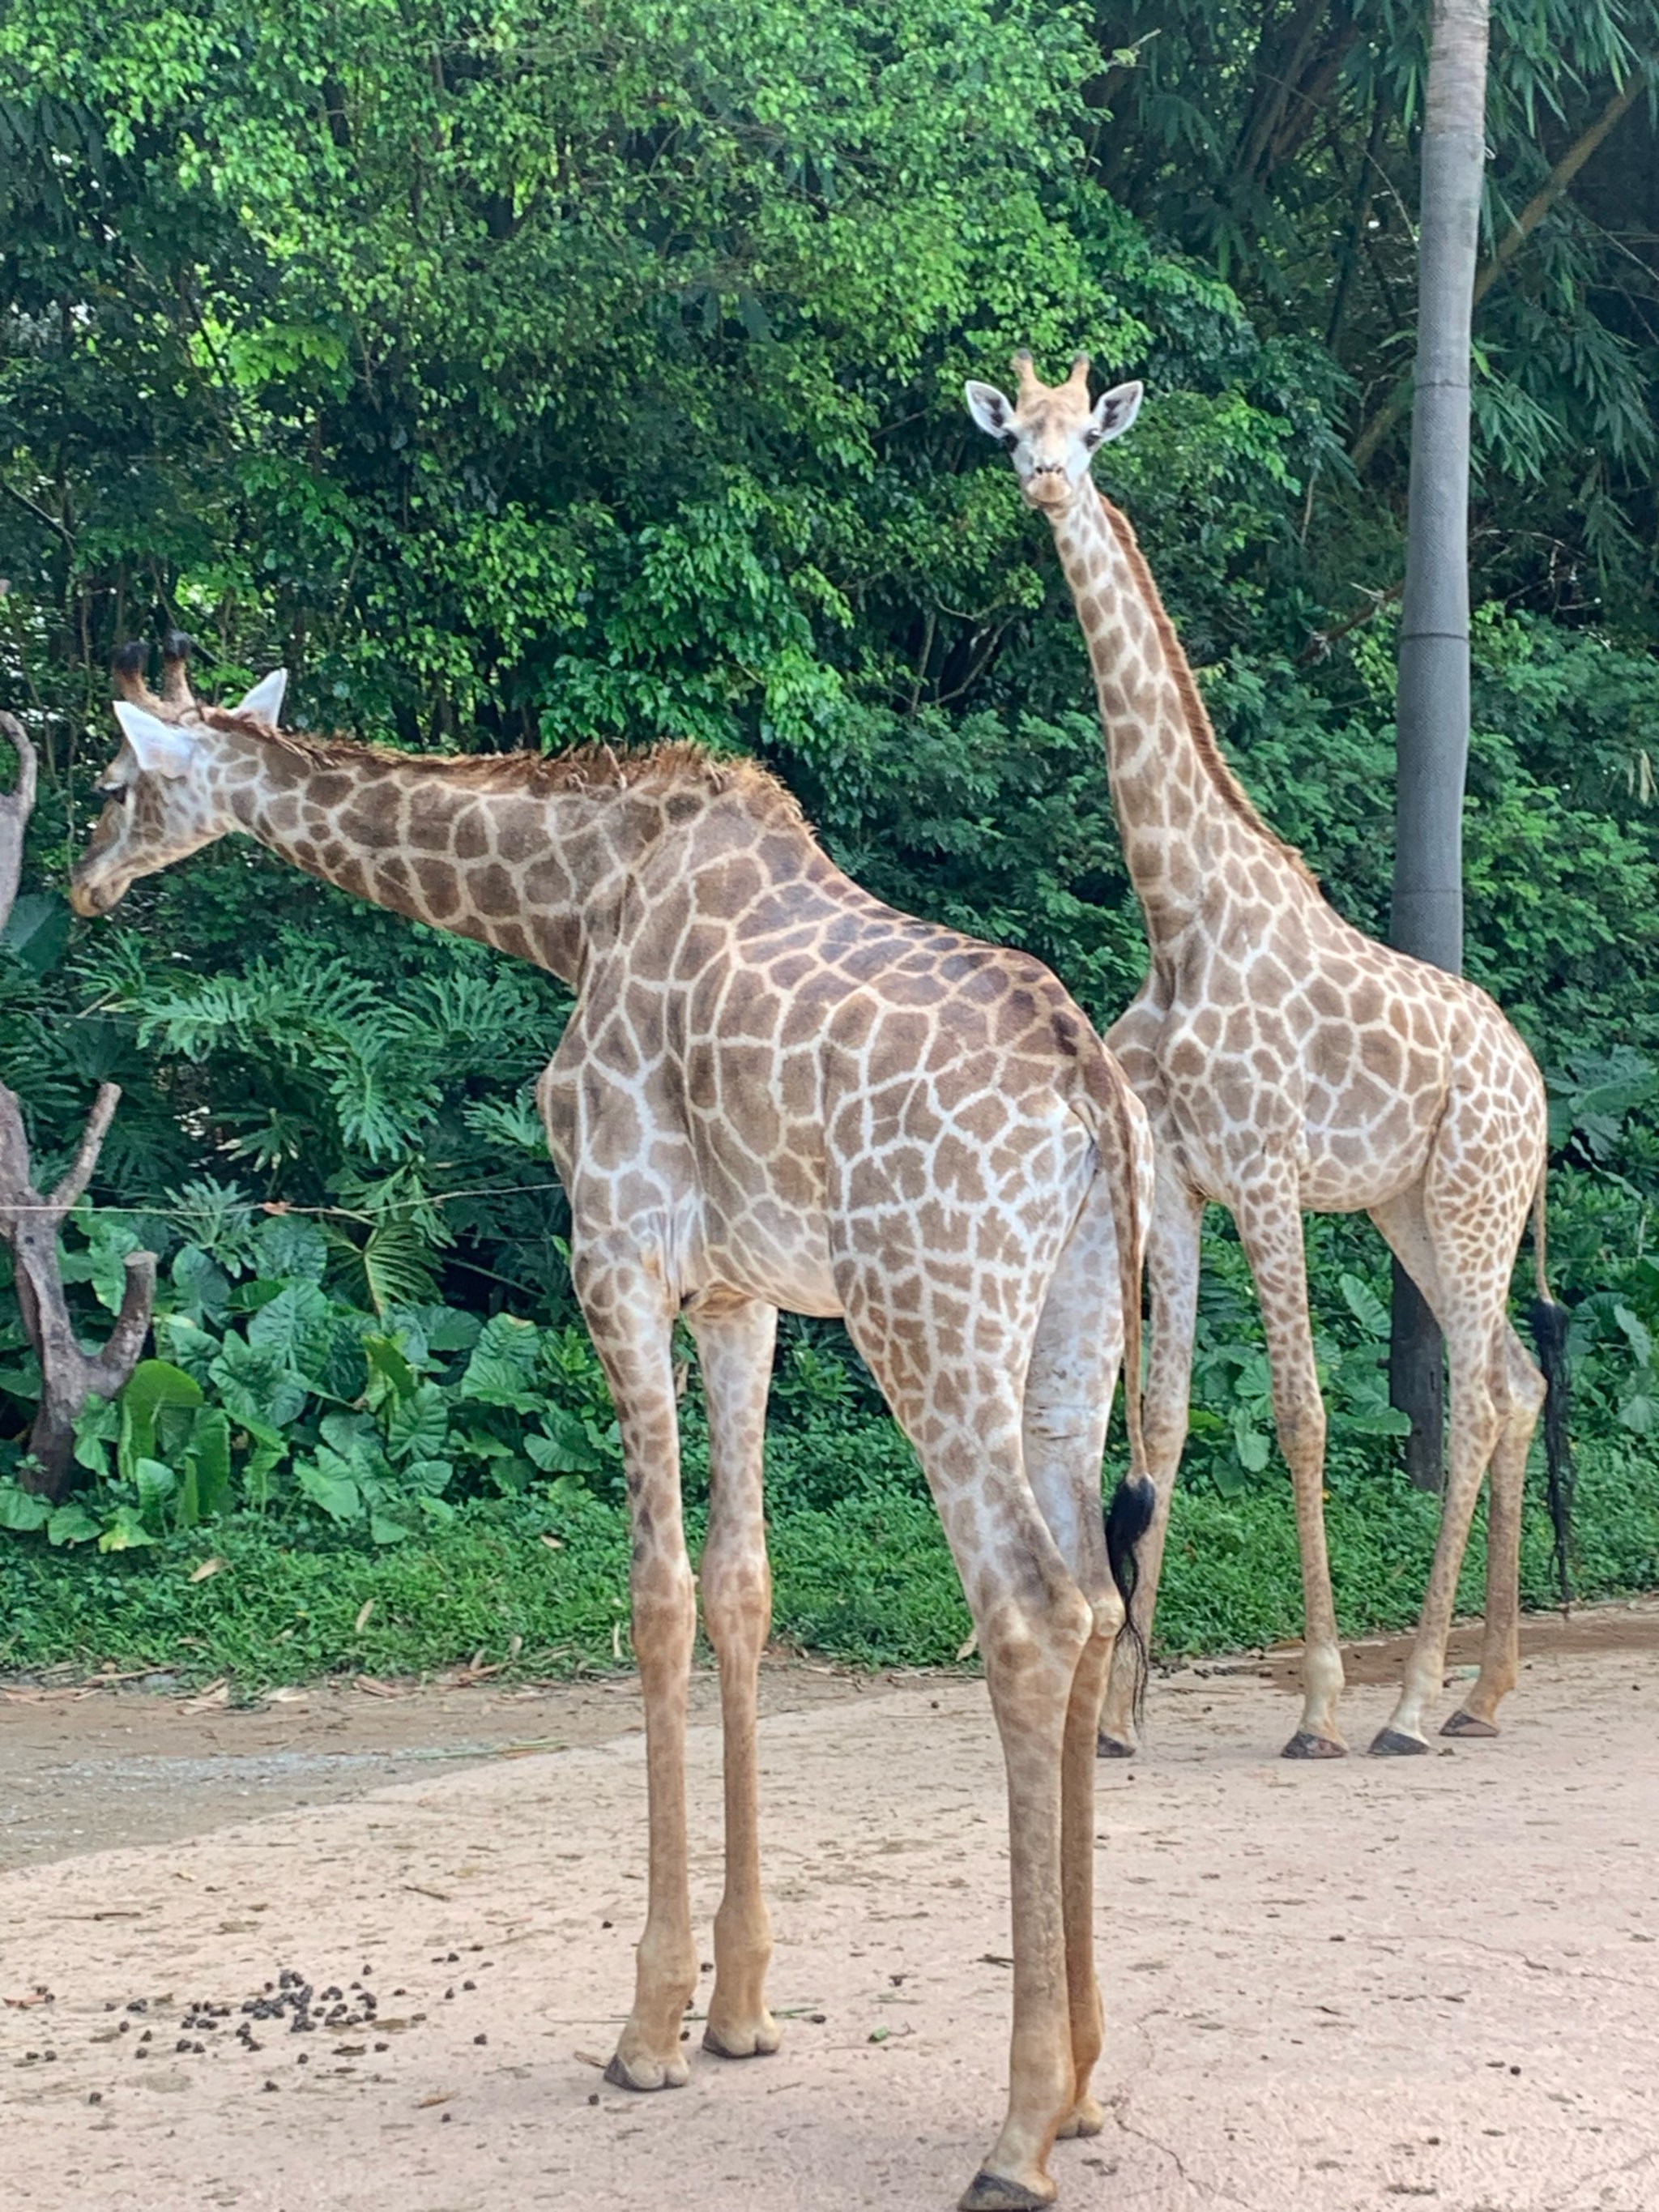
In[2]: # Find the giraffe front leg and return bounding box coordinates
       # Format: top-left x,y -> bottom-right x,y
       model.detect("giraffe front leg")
687,1293 -> 783,2064
580,1270 -> 699,2093
1235,1183 -> 1346,1758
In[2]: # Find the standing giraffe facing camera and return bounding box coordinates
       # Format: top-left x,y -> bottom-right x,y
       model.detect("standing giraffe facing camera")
966,352 -> 1571,1761
73,637 -> 1157,2211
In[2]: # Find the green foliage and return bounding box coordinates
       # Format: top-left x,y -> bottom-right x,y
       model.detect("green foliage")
0,0 -> 1656,1668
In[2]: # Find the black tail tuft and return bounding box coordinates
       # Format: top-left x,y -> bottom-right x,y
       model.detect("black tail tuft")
1105,1473 -> 1158,1719
1530,1296 -> 1576,1609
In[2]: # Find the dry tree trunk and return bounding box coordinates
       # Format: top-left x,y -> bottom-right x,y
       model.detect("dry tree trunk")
0,711 -> 155,1501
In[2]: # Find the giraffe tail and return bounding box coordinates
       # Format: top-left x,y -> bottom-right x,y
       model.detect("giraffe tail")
1078,1046 -> 1156,1687
1528,1171 -> 1576,1611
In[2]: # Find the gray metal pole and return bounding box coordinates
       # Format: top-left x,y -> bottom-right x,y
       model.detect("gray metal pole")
1389,0 -> 1491,1488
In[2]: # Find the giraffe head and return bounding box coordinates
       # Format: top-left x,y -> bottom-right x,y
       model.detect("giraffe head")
69,637 -> 288,916
964,351 -> 1142,514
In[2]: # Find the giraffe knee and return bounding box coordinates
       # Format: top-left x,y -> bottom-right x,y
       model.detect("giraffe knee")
630,1561 -> 697,1671
1274,1396 -> 1326,1471
700,1551 -> 771,1661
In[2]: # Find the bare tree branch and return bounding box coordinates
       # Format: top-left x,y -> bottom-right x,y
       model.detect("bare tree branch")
0,715 -> 154,1499
1351,71 -> 1646,472
0,711 -> 39,922
49,1083 -> 122,1216
1472,75 -> 1644,310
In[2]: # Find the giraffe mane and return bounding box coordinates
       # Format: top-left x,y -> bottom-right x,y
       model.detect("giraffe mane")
196,715 -> 814,831
1092,496 -> 1319,890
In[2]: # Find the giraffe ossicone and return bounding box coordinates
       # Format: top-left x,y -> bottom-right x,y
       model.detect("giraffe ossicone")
74,638 -> 1158,2210
969,351 -> 1566,1762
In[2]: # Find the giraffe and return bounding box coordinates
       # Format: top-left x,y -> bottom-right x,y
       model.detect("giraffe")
72,641 -> 1158,2211
966,353 -> 1563,1761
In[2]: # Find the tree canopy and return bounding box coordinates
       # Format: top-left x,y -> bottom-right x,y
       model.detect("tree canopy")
2,0 -> 1659,1554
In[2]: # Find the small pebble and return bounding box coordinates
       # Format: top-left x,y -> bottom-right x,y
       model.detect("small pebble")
473,2033 -> 488,2047
587,2092 -> 599,2107
87,2092 -> 102,2106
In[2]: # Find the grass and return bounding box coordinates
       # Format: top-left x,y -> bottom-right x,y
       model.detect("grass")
2,1416 -> 1655,1689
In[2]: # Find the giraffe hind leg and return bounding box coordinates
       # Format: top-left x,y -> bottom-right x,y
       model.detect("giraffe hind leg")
1443,1324 -> 1542,1735
1369,1164 -> 1537,1752
1019,1165 -> 1126,2142
687,1292 -> 783,2063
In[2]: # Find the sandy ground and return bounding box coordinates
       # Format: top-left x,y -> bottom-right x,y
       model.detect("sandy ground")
2,1608 -> 1657,2212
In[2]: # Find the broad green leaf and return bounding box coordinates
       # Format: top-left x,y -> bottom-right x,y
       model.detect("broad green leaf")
98,1505 -> 158,1552
403,1456 -> 454,1496
525,1406 -> 602,1474
248,1281 -> 335,1373
0,1481 -> 52,1533
1613,1304 -> 1653,1369
73,1395 -> 120,1478
121,1360 -> 204,1479
186,1407 -> 233,1521
1,890 -> 71,976
209,1335 -> 307,1437
1231,1410 -> 1271,1474
172,1256 -> 232,1318
46,1501 -> 102,1546
1338,1272 -> 1392,1341
242,1442 -> 286,1508
296,1460 -> 361,1522
369,1511 -> 413,1544
385,1381 -> 450,1463
364,1334 -> 418,1406
253,1212 -> 330,1282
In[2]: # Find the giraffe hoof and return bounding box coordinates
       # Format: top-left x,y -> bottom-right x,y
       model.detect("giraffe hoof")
1368,1727 -> 1431,1757
1440,1710 -> 1499,1739
603,2047 -> 689,2092
1282,1730 -> 1347,1760
1097,1732 -> 1137,1760
1056,2093 -> 1107,2139
958,2171 -> 1057,2211
703,2013 -> 783,2060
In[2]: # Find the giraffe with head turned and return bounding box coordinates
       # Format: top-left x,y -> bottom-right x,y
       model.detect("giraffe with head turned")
74,637 -> 1157,2210
967,352 -> 1564,1761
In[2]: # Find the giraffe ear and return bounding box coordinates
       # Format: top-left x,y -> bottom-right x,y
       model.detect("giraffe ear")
113,701 -> 199,780
965,382 -> 1017,438
1085,381 -> 1143,449
233,668 -> 288,722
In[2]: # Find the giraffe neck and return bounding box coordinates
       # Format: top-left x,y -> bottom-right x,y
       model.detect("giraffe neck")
215,728 -> 655,984
1047,482 -> 1292,944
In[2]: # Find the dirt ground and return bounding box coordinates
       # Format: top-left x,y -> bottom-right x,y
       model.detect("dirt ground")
2,1606 -> 1657,2212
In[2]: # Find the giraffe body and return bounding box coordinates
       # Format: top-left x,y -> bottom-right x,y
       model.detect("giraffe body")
74,663 -> 1156,2208
968,357 -> 1551,1758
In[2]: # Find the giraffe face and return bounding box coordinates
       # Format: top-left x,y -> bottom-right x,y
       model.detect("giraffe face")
965,353 -> 1141,512
68,678 -> 282,915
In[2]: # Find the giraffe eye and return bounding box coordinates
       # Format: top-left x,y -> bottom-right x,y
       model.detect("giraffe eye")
96,783 -> 130,805
1000,429 -> 1019,452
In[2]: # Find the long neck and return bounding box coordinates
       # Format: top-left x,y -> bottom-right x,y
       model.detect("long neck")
217,732 -> 650,985
1047,482 -> 1292,944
